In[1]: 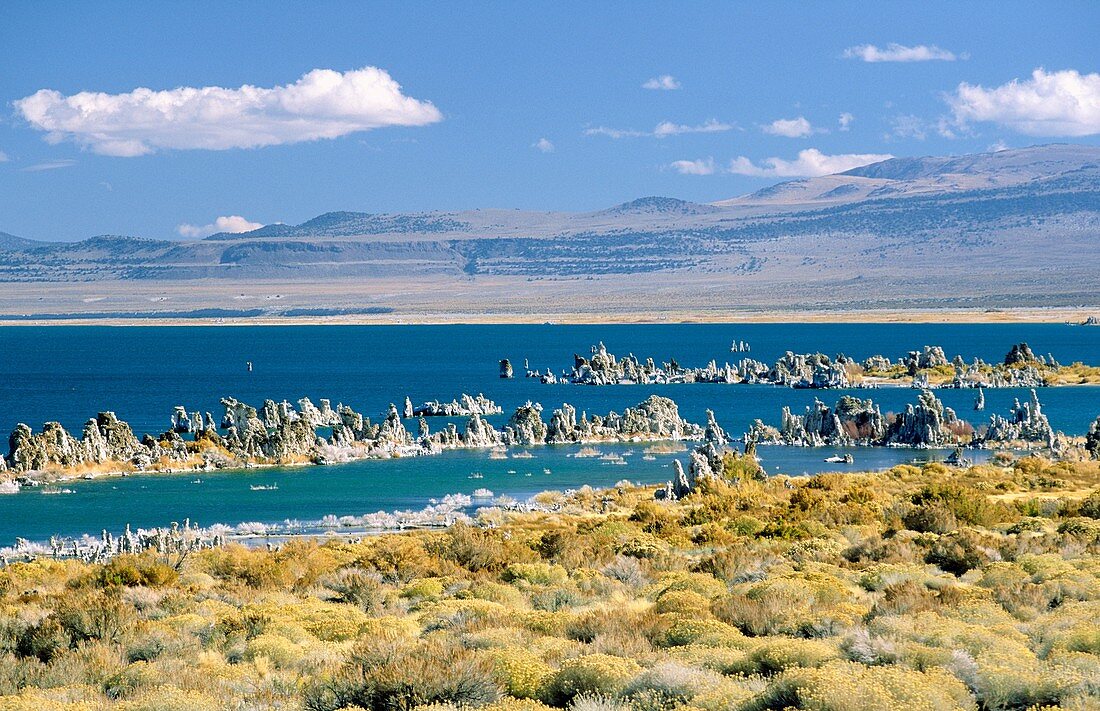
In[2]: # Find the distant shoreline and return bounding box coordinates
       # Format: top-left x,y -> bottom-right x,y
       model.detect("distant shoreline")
0,306 -> 1096,327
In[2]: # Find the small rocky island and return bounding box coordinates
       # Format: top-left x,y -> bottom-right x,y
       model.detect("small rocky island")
402,393 -> 503,418
522,341 -> 1100,389
0,394 -> 718,484
747,388 -> 1059,449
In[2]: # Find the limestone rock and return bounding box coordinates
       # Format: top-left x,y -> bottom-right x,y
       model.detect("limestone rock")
984,389 -> 1055,447
462,413 -> 501,448
704,409 -> 728,446
412,393 -> 503,417
884,390 -> 964,447
501,402 -> 547,446
1086,416 -> 1100,459
1004,343 -> 1038,366
171,406 -> 192,433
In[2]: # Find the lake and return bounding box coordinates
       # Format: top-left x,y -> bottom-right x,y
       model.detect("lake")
1,323 -> 1097,545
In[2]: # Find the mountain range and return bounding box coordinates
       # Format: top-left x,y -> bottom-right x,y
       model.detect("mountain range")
1,143 -> 1097,319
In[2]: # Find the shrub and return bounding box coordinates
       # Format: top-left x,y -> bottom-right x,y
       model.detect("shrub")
303,637 -> 500,711
490,647 -> 553,699
742,660 -> 976,711
113,686 -> 222,711
659,618 -> 743,648
428,523 -> 530,572
95,555 -> 178,588
653,590 -> 710,616
735,638 -> 840,675
504,563 -> 570,587
1079,489 -> 1100,519
541,654 -> 641,706
924,530 -> 994,576
619,661 -> 725,709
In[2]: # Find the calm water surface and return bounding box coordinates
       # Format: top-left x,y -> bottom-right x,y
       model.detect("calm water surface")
0,324 -> 1097,544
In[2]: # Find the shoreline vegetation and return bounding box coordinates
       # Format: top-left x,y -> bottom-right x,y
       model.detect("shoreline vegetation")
0,456 -> 1098,710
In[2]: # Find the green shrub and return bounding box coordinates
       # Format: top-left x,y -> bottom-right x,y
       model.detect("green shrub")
541,654 -> 641,706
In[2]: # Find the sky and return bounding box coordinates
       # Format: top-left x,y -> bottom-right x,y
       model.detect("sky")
0,1 -> 1098,241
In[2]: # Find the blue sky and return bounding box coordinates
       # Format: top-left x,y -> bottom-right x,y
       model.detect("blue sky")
1,0 -> 1098,240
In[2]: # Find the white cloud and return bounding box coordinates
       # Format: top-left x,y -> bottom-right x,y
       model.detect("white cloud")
15,66 -> 442,157
177,215 -> 263,238
532,137 -> 555,153
762,116 -> 816,138
653,119 -> 732,137
642,75 -> 680,90
21,159 -> 75,172
586,119 -> 732,139
838,112 -> 854,131
669,158 -> 716,175
844,43 -> 958,62
727,148 -> 894,177
946,68 -> 1100,136
989,139 -> 1010,152
0,151 -> 8,162
584,126 -> 648,139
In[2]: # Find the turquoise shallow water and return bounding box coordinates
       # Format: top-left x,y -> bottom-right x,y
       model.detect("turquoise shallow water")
0,323 -> 1097,544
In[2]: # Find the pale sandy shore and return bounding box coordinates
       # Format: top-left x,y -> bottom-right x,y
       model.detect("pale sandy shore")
0,307 -> 1095,327
0,276 -> 1095,326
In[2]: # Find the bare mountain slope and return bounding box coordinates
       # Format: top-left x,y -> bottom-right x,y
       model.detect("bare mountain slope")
0,144 -> 1097,317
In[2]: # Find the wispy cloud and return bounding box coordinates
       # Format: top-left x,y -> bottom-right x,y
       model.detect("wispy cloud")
946,68 -> 1100,136
584,126 -> 648,139
728,149 -> 893,177
15,66 -> 442,157
762,116 -> 818,138
653,119 -> 732,137
532,137 -> 555,153
586,119 -> 733,139
177,215 -> 263,238
642,75 -> 680,90
669,158 -> 716,175
890,114 -> 928,141
21,159 -> 76,172
838,112 -> 854,131
844,43 -> 959,63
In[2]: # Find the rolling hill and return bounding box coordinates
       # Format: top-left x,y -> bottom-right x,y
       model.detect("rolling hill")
1,144 -> 1097,319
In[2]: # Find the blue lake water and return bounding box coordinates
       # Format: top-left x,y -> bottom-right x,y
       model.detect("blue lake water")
1,323 -> 1098,545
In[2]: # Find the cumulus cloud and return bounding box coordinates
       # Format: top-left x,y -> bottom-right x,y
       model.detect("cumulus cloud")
844,43 -> 958,62
586,119 -> 732,139
642,75 -> 681,90
727,148 -> 894,177
532,137 -> 555,153
838,112 -> 854,130
177,215 -> 263,238
669,158 -> 716,175
762,116 -> 816,138
15,66 -> 442,156
946,68 -> 1100,136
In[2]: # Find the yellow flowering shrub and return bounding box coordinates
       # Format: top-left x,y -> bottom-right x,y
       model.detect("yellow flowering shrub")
748,660 -> 976,711
540,654 -> 641,705
114,686 -> 221,711
504,563 -> 570,587
491,647 -> 553,698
